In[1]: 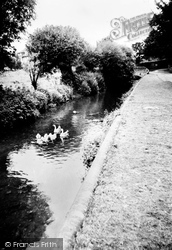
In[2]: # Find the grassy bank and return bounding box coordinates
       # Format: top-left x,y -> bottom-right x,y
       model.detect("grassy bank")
81,110 -> 120,171
74,71 -> 172,250
81,73 -> 144,173
0,70 -> 73,130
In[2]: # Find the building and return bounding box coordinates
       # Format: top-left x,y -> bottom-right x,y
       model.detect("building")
17,50 -> 29,66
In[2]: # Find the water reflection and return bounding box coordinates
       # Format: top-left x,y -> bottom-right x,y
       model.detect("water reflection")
0,168 -> 52,248
0,91 -> 119,244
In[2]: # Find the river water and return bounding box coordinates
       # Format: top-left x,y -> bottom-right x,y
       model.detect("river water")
0,91 -> 119,245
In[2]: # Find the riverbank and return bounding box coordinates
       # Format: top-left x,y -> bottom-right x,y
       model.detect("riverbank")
0,64 -> 146,132
59,69 -> 172,249
0,70 -> 73,131
0,69 -> 108,131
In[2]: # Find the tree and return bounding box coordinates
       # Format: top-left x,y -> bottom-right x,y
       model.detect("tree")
24,53 -> 41,90
77,46 -> 101,72
26,25 -> 88,85
144,0 -> 172,60
132,42 -> 145,64
97,40 -> 134,93
0,0 -> 36,70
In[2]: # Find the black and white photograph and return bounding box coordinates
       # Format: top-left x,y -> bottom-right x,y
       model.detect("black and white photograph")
1,0 -> 172,249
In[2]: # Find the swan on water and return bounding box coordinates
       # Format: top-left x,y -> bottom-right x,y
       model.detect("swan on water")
41,133 -> 49,143
48,132 -> 57,141
53,124 -> 62,134
36,133 -> 41,139
73,110 -> 79,114
36,138 -> 44,145
60,129 -> 69,140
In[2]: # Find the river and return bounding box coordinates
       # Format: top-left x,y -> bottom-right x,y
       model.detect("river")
0,91 -> 119,246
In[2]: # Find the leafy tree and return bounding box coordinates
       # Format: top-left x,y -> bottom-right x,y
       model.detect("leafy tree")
132,42 -> 145,64
77,47 -> 101,72
97,40 -> 134,93
26,25 -> 88,85
0,0 -> 36,70
144,0 -> 172,60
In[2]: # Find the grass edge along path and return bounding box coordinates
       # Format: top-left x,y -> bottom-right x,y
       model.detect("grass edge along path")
73,70 -> 172,249
56,75 -> 143,250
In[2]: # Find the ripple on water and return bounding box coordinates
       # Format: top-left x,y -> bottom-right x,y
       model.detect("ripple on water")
0,92 -> 119,242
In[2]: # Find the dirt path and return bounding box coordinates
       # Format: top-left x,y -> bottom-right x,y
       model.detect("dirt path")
74,70 -> 172,249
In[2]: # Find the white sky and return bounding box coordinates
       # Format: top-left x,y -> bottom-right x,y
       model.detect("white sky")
14,0 -> 157,51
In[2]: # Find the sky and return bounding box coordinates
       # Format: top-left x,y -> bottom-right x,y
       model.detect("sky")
13,0 -> 158,51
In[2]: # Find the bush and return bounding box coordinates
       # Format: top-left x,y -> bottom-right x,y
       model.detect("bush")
75,71 -> 100,96
0,86 -> 39,129
0,76 -> 73,129
34,90 -> 48,112
38,81 -> 73,104
56,84 -> 73,101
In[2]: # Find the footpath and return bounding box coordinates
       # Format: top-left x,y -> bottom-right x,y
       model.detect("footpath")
73,70 -> 172,250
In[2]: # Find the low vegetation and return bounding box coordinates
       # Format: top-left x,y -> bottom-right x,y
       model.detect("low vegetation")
82,110 -> 119,170
0,70 -> 73,130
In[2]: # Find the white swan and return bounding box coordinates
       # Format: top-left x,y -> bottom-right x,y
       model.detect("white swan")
73,110 -> 79,114
48,132 -> 57,141
53,124 -> 62,134
60,129 -> 69,140
36,138 -> 44,145
41,133 -> 49,143
36,133 -> 41,139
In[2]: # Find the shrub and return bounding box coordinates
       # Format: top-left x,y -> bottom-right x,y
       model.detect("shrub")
0,77 -> 74,130
0,86 -> 39,129
34,90 -> 48,112
75,71 -> 100,96
56,84 -> 73,101
38,82 -> 73,104
82,123 -> 104,168
48,89 -> 63,104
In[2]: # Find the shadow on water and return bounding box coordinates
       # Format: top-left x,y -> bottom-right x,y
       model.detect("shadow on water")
0,167 -> 52,248
0,91 -> 120,246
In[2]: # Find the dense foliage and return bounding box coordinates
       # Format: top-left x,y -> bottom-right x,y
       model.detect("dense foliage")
0,0 -> 36,70
144,0 -> 172,60
26,25 -> 135,94
97,40 -> 134,93
0,80 -> 73,130
0,18 -> 136,130
26,25 -> 88,75
74,71 -> 105,96
80,47 -> 101,72
132,42 -> 145,64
